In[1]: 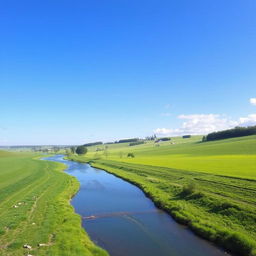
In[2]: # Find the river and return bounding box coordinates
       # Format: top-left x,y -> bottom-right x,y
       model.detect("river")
44,155 -> 229,256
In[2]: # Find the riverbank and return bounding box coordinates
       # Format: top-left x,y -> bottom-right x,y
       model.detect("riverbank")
0,151 -> 108,256
55,155 -> 229,256
67,154 -> 256,256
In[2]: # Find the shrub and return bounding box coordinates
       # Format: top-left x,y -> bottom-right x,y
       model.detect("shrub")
127,153 -> 135,158
182,183 -> 196,195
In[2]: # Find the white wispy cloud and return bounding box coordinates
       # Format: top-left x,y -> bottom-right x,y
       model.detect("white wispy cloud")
239,114 -> 256,126
154,113 -> 256,136
250,98 -> 256,106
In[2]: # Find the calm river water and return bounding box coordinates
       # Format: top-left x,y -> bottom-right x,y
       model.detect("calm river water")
45,155 -> 229,256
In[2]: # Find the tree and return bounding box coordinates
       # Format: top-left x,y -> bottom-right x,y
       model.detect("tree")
182,183 -> 196,195
70,146 -> 76,154
127,152 -> 135,158
76,146 -> 87,155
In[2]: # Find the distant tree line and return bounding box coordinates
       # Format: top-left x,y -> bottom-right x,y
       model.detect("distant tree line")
32,146 -> 61,153
117,138 -> 139,143
155,137 -> 171,143
82,139 -> 143,146
85,135 -> 158,146
202,125 -> 256,142
129,141 -> 144,146
83,141 -> 103,147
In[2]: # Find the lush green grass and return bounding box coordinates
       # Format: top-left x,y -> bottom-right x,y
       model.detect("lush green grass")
86,135 -> 256,179
0,151 -> 108,256
69,135 -> 256,256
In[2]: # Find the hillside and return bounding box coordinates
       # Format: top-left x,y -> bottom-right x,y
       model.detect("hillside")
0,151 -> 108,256
84,135 -> 256,179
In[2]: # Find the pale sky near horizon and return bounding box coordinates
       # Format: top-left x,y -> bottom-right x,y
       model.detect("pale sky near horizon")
1,0 -> 256,145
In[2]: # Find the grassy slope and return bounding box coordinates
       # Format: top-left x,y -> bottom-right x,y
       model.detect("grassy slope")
0,151 -> 108,256
69,135 -> 256,256
87,135 -> 256,179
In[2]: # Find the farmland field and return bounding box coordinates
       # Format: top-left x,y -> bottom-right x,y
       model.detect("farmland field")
83,135 -> 256,179
68,135 -> 256,256
0,151 -> 108,256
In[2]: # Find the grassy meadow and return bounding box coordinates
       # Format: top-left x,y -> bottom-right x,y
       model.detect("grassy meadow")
69,135 -> 256,256
0,151 -> 108,256
84,135 -> 256,179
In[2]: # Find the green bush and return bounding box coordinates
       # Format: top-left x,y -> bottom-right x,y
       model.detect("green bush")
181,183 -> 196,195
76,146 -> 88,155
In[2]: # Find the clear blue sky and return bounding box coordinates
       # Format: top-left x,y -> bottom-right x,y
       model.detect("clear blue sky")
1,0 -> 256,145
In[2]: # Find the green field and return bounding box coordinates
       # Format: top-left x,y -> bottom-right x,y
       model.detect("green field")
69,135 -> 256,256
0,151 -> 108,256
84,135 -> 256,179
